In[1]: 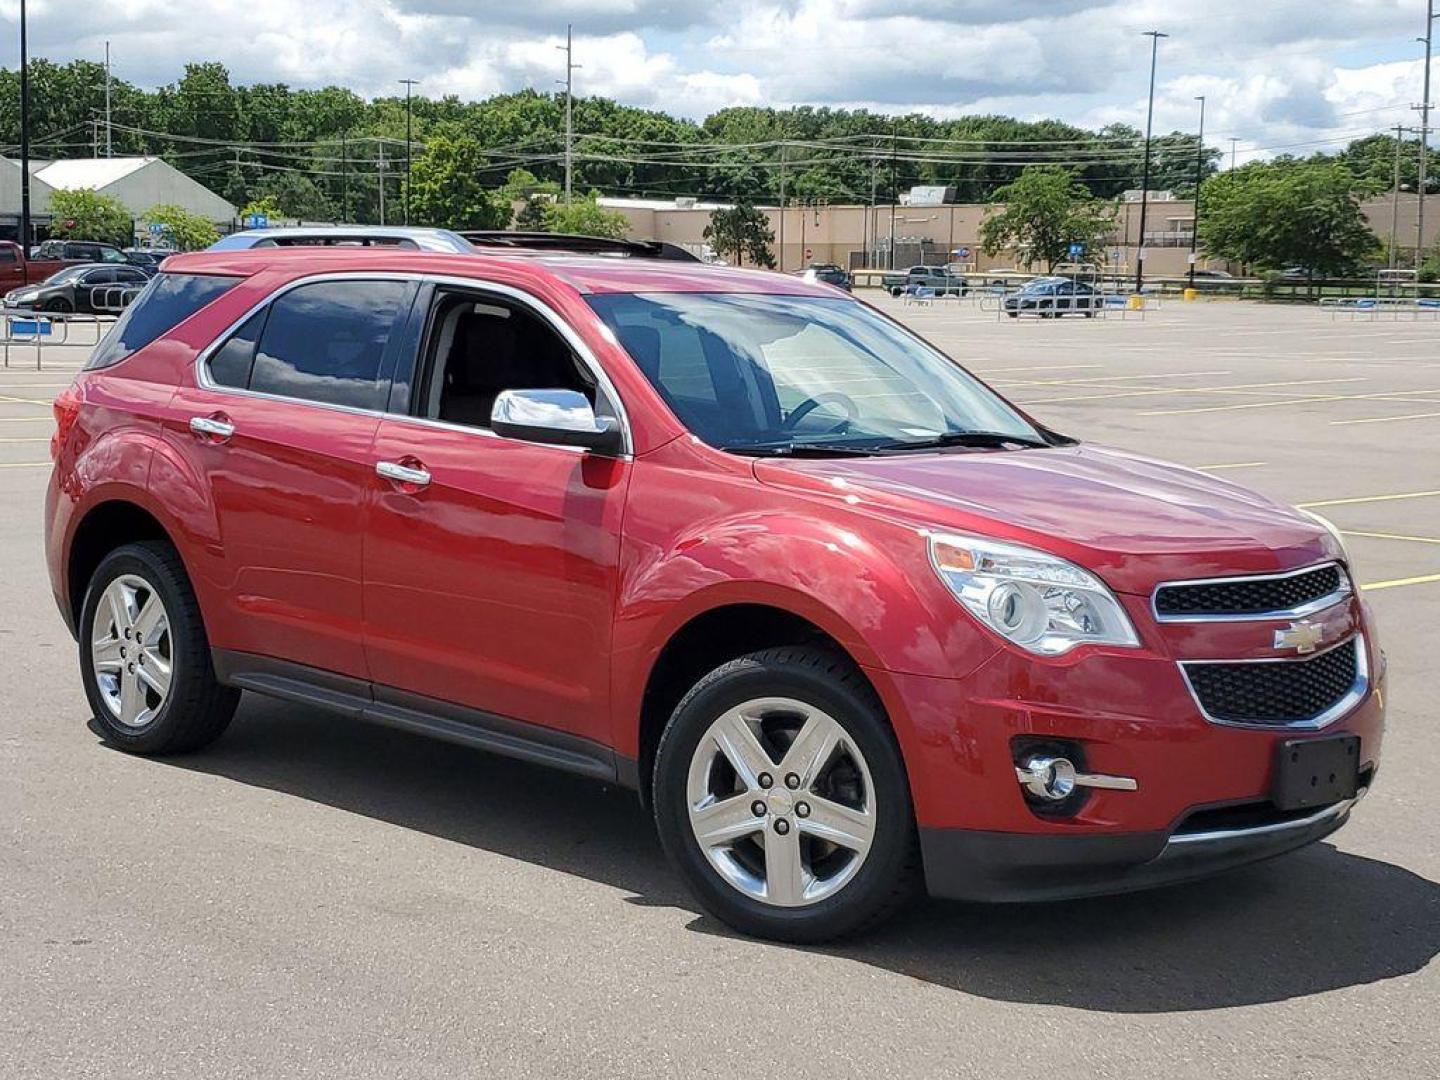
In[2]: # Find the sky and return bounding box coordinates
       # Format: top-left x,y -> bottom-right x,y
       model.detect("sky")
2,0 -> 1436,158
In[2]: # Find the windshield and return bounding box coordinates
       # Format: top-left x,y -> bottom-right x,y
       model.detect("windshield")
587,292 -> 1045,453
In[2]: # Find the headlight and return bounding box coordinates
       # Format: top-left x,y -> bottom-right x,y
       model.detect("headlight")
927,532 -> 1140,656
13,291 -> 38,304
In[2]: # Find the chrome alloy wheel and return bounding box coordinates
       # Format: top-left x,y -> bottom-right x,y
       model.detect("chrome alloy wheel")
685,696 -> 877,908
91,574 -> 173,728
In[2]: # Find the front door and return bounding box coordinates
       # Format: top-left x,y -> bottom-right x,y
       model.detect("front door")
164,276 -> 418,679
362,285 -> 630,743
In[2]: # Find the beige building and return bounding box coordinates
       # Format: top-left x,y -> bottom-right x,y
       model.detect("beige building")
600,193 -> 1440,277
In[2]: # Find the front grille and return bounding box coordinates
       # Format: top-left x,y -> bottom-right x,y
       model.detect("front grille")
1182,638 -> 1360,726
1155,563 -> 1345,619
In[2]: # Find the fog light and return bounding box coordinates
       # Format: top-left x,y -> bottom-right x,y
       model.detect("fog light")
1016,755 -> 1078,802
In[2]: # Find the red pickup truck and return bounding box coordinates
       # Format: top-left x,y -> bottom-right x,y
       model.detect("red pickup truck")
0,239 -> 140,289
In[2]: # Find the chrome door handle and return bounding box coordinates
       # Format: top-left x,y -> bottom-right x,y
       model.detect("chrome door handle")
376,460 -> 431,487
189,415 -> 235,440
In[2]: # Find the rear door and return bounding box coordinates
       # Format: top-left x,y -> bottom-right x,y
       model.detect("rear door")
167,275 -> 418,679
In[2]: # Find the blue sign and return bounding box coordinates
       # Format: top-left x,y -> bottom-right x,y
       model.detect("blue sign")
243,213 -> 269,229
953,246 -> 970,259
1068,242 -> 1085,258
148,222 -> 167,236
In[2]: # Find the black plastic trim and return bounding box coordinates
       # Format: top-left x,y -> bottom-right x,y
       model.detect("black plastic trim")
213,649 -> 636,787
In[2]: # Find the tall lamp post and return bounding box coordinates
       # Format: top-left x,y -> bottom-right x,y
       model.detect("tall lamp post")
399,78 -> 418,226
1417,2 -> 1437,267
1187,95 -> 1206,290
1134,29 -> 1168,296
19,0 -> 31,254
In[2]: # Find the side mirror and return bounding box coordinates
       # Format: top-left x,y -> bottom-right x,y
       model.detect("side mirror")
491,388 -> 623,455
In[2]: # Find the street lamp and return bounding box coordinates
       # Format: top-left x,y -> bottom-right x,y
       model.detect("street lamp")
1187,95 -> 1206,290
399,78 -> 418,226
18,0 -> 31,254
1135,29 -> 1168,296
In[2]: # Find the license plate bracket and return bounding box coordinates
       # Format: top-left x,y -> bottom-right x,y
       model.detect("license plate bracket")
1273,735 -> 1360,811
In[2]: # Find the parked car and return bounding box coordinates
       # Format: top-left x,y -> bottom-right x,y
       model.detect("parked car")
798,263 -> 852,291
1002,276 -> 1103,317
32,239 -> 152,269
123,248 -> 175,273
46,240 -> 1382,942
209,225 -> 475,253
0,239 -> 96,290
880,264 -> 968,297
4,262 -> 152,313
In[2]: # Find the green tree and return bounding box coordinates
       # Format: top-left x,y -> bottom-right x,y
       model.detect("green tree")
545,193 -> 630,239
142,204 -> 220,250
979,166 -> 1117,270
47,189 -> 133,246
1199,161 -> 1380,276
407,132 -> 507,230
239,194 -> 283,221
703,202 -> 776,267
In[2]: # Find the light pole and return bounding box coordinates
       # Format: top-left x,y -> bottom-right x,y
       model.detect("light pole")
19,0 -> 31,255
556,25 -> 579,207
1416,2 -> 1437,266
1134,29 -> 1168,296
399,79 -> 417,226
1187,94 -> 1206,290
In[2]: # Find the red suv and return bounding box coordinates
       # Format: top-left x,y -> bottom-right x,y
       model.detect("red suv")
45,245 -> 1384,941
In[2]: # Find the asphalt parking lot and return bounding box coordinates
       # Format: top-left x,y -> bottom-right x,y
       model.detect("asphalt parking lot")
2,299 -> 1436,1079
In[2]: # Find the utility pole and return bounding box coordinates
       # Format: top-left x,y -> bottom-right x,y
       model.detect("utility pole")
19,0 -> 31,256
1230,137 -> 1238,171
1416,1 -> 1437,266
888,125 -> 898,270
341,134 -> 350,224
104,41 -> 112,157
1392,124 -> 1408,269
399,79 -> 417,226
378,143 -> 387,226
777,142 -> 787,271
869,146 -> 879,267
1134,29 -> 1168,295
557,25 -> 578,206
1188,95 -> 1206,290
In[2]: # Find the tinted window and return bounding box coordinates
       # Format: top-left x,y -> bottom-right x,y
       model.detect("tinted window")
248,280 -> 410,410
116,268 -> 149,283
0,248 -> 15,264
207,310 -> 266,389
85,273 -> 241,370
82,269 -> 115,285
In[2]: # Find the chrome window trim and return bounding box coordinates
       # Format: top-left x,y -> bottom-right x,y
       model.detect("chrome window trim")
1168,787 -> 1365,846
193,270 -> 633,458
1150,560 -> 1351,623
1178,631 -> 1369,731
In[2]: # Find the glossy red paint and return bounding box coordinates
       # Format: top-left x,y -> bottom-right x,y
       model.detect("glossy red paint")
45,247 -> 1384,889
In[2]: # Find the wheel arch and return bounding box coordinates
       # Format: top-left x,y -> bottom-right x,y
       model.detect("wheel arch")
66,499 -> 178,629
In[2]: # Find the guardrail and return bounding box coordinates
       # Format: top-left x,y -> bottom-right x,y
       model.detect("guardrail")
1320,296 -> 1440,321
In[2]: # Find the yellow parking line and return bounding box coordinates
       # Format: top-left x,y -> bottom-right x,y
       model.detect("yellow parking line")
1298,490 -> 1440,508
1196,461 -> 1267,470
996,370 -> 1232,388
1342,529 -> 1440,545
0,416 -> 51,422
976,363 -> 1104,374
1023,377 -> 1367,406
1331,409 -> 1440,426
1362,572 -> 1440,591
0,461 -> 48,468
0,436 -> 48,443
0,382 -> 69,389
1142,387 -> 1440,417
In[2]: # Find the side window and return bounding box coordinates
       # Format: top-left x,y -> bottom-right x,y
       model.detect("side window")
207,310 -> 267,389
86,273 -> 241,370
0,247 -> 15,264
117,268 -> 149,284
419,291 -> 597,430
83,269 -> 115,285
248,280 -> 410,411
100,247 -> 128,264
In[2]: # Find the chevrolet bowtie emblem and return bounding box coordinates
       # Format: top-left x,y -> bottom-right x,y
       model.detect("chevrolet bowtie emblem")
1274,619 -> 1325,654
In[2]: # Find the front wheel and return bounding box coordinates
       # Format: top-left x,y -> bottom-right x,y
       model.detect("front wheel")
79,541 -> 239,754
653,647 -> 920,942
44,297 -> 73,313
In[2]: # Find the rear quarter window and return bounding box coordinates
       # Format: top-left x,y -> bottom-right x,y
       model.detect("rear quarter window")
85,273 -> 241,371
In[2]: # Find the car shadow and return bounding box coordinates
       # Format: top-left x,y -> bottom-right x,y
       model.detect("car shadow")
124,695 -> 1440,1014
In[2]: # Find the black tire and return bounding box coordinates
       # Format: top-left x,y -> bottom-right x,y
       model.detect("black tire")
78,540 -> 239,754
44,297 -> 73,313
653,646 -> 921,942
1007,310 -> 1019,318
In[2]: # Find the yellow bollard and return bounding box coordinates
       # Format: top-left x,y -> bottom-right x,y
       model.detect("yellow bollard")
1127,294 -> 1145,310
1183,287 -> 1198,302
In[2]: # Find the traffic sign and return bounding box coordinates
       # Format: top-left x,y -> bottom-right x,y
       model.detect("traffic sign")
1068,242 -> 1085,258
148,222 -> 167,236
243,213 -> 269,229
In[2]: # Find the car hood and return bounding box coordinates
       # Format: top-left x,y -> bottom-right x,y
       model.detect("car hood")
753,444 -> 1335,594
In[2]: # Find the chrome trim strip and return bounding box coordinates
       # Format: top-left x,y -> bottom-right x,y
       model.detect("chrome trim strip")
1150,561 -> 1351,624
1178,632 -> 1369,731
192,270 -> 633,458
1168,787 -> 1365,846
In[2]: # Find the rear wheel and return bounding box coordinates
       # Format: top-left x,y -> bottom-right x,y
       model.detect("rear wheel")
79,541 -> 238,754
653,647 -> 920,942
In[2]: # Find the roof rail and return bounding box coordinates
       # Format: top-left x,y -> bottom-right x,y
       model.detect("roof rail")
459,231 -> 701,263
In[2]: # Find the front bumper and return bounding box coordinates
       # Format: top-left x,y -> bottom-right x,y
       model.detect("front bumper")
919,789 -> 1364,902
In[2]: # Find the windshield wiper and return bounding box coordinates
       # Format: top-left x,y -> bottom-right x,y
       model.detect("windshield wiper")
724,442 -> 883,458
875,431 -> 1051,452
